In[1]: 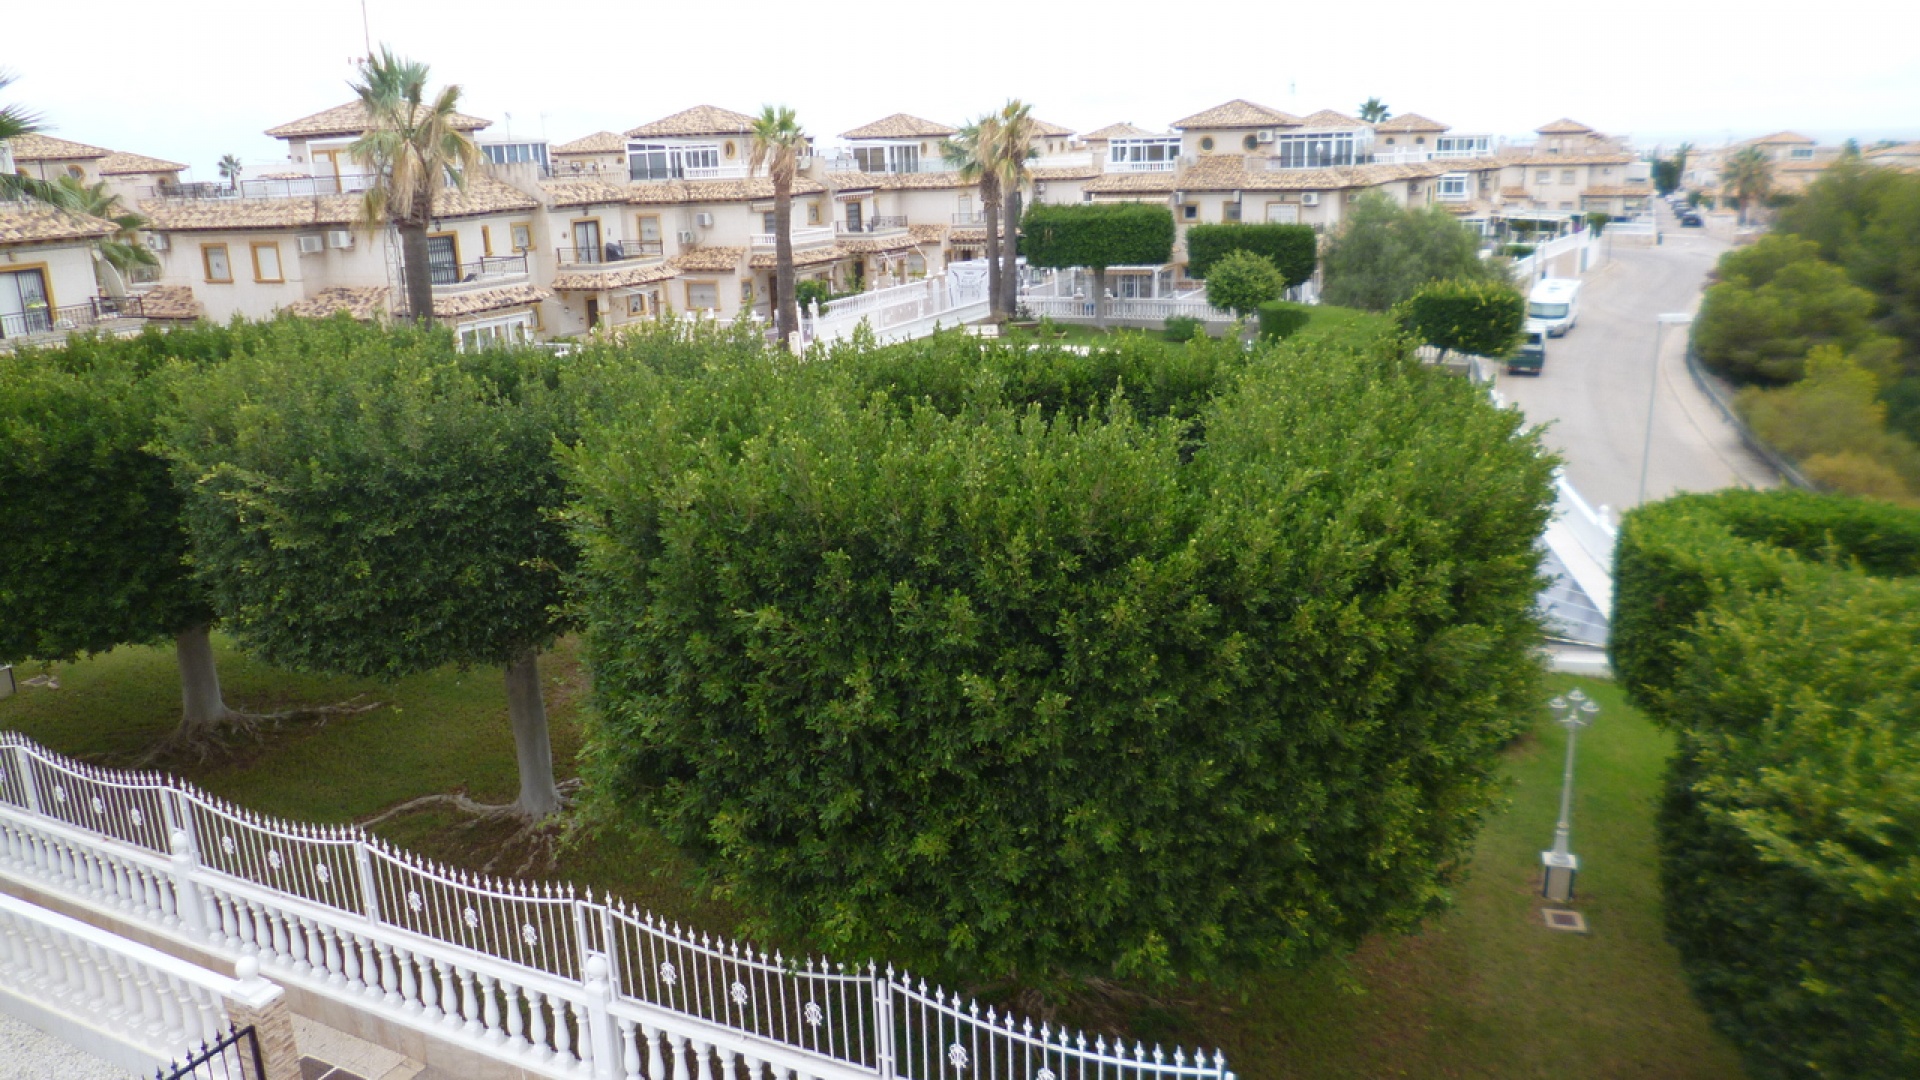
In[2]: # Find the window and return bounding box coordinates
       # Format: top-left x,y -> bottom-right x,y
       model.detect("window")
1434,135 -> 1491,157
1199,136 -> 1215,152
806,202 -> 820,225
480,142 -> 550,171
1790,146 -> 1815,160
852,144 -> 920,174
1243,134 -> 1259,152
250,242 -> 283,283
1537,170 -> 1552,184
510,222 -> 532,252
1223,201 -> 1242,222
1182,204 -> 1198,220
1273,130 -> 1364,169
570,220 -> 600,264
1108,138 -> 1181,169
1438,174 -> 1468,200
427,233 -> 460,283
0,267 -> 52,337
685,281 -> 719,311
628,142 -> 720,181
66,165 -> 84,179
1266,203 -> 1300,224
202,244 -> 232,283
1558,201 -> 1574,210
1561,170 -> 1576,184
741,280 -> 754,303
762,212 -> 777,235
627,292 -> 648,317
846,201 -> 863,232
636,215 -> 661,244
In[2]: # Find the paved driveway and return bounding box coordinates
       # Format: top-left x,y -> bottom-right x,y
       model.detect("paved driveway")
1492,207 -> 1776,516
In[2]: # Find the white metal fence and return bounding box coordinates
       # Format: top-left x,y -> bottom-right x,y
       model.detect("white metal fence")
0,732 -> 1233,1080
1021,295 -> 1237,325
805,267 -> 992,347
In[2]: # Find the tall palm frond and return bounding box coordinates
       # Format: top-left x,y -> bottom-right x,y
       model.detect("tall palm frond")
1358,97 -> 1391,123
0,69 -> 57,203
1723,146 -> 1775,226
46,176 -> 155,274
217,154 -> 243,188
942,115 -> 1005,317
750,105 -> 808,341
347,46 -> 482,324
994,101 -> 1041,317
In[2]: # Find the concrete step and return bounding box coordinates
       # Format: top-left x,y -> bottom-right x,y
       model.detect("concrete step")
294,1016 -> 422,1080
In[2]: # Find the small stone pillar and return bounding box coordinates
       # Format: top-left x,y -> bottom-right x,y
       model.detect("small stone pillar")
226,957 -> 300,1080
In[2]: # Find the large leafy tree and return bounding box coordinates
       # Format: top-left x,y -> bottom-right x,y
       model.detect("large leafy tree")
1321,192 -> 1503,311
994,100 -> 1041,319
159,318 -> 575,819
1020,202 -> 1175,328
347,47 -> 481,326
750,105 -> 807,344
0,329 -> 256,741
943,116 -> 1005,318
570,330 -> 1553,986
1693,234 -> 1895,385
1203,249 -> 1283,317
1722,146 -> 1776,227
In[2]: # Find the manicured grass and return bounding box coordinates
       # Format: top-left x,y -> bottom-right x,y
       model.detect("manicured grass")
0,649 -> 1743,1077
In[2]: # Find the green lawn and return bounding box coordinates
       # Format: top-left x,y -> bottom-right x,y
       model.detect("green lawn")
0,646 -> 1743,1078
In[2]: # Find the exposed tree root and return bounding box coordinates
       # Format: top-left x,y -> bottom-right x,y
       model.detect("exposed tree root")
137,696 -> 385,766
357,778 -> 582,876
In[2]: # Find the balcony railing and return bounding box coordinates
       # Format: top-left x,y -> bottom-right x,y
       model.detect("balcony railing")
555,241 -> 665,266
0,296 -> 144,341
952,212 -> 988,226
145,173 -> 380,200
748,224 -> 837,251
631,164 -> 752,183
837,216 -> 907,235
430,255 -> 528,289
1107,159 -> 1180,173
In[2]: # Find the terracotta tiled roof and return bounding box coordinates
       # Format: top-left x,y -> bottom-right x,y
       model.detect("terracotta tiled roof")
0,202 -> 117,244
1863,142 -> 1920,170
1141,154 -> 1458,195
1082,172 -> 1180,195
540,180 -> 636,209
840,114 -> 956,140
7,133 -> 109,161
749,244 -> 848,269
625,106 -> 758,138
137,285 -> 202,321
552,262 -> 678,291
629,177 -> 828,205
1496,149 -> 1636,166
265,101 -> 491,139
1581,185 -> 1653,197
434,283 -> 551,319
1032,119 -> 1076,137
1440,199 -> 1494,217
948,227 -> 1010,243
142,176 -> 534,231
98,151 -> 187,175
1535,118 -> 1595,135
909,224 -> 947,244
837,234 -> 920,255
1499,186 -> 1529,199
553,131 -> 625,156
1031,165 -> 1099,181
1744,131 -> 1816,146
1372,113 -> 1449,134
833,171 -> 974,192
669,247 -> 745,273
1172,100 -> 1302,130
1300,109 -> 1362,128
1083,123 -> 1154,141
283,287 -> 391,321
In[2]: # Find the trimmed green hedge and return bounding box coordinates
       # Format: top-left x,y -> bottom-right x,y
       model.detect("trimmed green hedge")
1020,202 -> 1175,270
1611,488 -> 1920,1079
570,327 -> 1553,986
1257,300 -> 1311,340
1185,223 -> 1318,287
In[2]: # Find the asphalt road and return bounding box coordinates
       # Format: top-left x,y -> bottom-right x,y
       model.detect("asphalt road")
1492,205 -> 1777,516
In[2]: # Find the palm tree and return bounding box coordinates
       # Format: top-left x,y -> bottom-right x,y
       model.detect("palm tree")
749,105 -> 807,343
45,176 -> 156,290
994,100 -> 1041,320
1358,97 -> 1391,123
1722,146 -> 1775,226
217,154 -> 243,192
347,47 -> 481,326
943,116 -> 1004,318
0,70 -> 57,203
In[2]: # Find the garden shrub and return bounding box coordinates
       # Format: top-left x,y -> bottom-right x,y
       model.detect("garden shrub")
1184,223 -> 1318,287
1162,315 -> 1203,342
1257,300 -> 1311,340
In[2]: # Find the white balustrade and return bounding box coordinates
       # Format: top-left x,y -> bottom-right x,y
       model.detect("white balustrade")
0,732 -> 1234,1080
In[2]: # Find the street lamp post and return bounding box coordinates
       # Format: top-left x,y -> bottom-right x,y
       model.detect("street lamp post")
1637,312 -> 1696,506
1541,689 -> 1600,903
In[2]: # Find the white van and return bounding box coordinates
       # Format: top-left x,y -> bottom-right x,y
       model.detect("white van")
1527,278 -> 1581,337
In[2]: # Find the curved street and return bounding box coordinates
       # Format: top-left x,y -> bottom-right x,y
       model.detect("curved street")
1492,209 -> 1777,517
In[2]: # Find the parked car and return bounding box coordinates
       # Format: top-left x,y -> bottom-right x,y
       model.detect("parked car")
1680,212 -> 1704,227
1508,329 -> 1547,376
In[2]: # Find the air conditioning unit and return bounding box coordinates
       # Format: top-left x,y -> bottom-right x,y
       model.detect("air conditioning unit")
327,229 -> 354,249
676,230 -> 696,244
1301,192 -> 1321,207
695,212 -> 714,228
144,232 -> 170,252
298,234 -> 325,255
1257,130 -> 1275,144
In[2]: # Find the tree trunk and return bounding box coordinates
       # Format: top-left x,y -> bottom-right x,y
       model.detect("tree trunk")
1093,266 -> 1109,330
981,173 -> 1003,321
399,221 -> 435,326
174,623 -> 233,740
774,176 -> 798,344
504,650 -> 562,820
1002,187 -> 1023,318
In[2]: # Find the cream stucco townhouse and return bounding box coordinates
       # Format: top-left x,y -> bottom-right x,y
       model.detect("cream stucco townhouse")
0,199 -> 146,351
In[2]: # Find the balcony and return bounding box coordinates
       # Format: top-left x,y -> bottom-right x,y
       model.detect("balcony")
431,255 -> 528,293
630,163 -> 752,183
555,241 -> 665,267
952,212 -> 988,225
1107,158 -> 1180,173
144,173 -> 380,200
748,225 -> 837,251
837,216 -> 907,236
0,296 -> 144,348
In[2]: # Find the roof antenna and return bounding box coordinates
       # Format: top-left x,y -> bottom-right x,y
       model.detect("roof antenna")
360,0 -> 373,57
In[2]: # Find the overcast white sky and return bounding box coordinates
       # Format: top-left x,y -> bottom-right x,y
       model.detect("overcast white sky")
9,0 -> 1917,181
